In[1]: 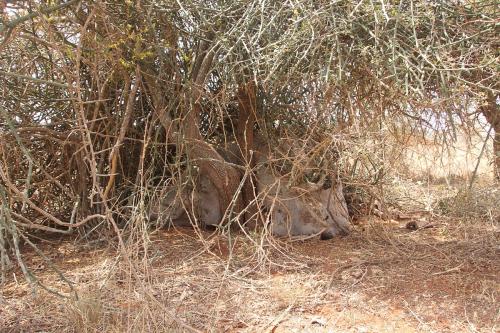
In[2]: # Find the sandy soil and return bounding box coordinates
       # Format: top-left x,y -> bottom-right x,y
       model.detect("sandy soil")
1,216 -> 498,332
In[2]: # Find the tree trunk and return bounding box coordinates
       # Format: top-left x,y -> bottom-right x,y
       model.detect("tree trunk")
144,38 -> 244,223
183,108 -> 243,222
480,92 -> 499,180
182,42 -> 243,223
236,81 -> 258,226
494,130 -> 499,180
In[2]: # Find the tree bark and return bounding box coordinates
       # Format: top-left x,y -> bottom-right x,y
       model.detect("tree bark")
183,42 -> 243,222
143,37 -> 243,223
480,92 -> 499,180
236,81 -> 258,226
494,131 -> 499,180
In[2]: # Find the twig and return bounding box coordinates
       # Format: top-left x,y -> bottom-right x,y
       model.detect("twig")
0,0 -> 81,33
468,124 -> 493,191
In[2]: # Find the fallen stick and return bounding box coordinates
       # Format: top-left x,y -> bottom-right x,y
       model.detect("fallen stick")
405,220 -> 438,231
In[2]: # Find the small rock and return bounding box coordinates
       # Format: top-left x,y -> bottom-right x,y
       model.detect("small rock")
311,317 -> 326,327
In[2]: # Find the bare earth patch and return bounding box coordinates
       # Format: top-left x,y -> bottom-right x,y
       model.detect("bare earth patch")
1,217 -> 498,332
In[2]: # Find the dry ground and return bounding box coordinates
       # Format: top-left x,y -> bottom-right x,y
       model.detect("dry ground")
1,213 -> 498,332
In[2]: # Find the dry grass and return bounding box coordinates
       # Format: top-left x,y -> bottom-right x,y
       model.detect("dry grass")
1,3 -> 498,332
2,135 -> 499,332
1,197 -> 498,332
396,125 -> 494,183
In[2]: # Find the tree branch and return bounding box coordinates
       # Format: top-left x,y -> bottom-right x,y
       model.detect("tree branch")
0,0 -> 80,34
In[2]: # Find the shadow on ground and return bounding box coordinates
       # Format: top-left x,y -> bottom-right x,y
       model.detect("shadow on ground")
1,216 -> 498,332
